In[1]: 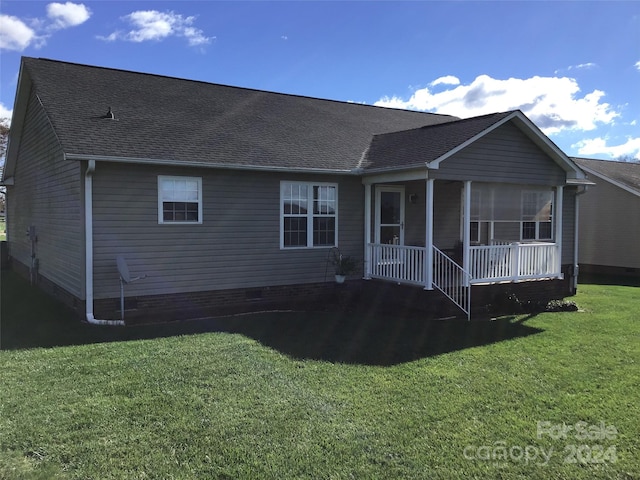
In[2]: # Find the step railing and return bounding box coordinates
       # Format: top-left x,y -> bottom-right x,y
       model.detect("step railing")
433,246 -> 471,320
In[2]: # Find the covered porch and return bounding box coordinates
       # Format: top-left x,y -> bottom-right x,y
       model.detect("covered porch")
362,175 -> 564,318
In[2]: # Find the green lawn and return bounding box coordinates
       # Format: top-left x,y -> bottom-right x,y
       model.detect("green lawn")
0,219 -> 5,241
0,271 -> 638,479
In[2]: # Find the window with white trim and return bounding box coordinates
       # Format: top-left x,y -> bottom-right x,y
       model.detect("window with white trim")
158,176 -> 202,224
281,181 -> 337,248
521,190 -> 553,241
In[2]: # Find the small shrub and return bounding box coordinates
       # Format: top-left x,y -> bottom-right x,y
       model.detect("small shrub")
545,299 -> 579,312
487,293 -> 579,315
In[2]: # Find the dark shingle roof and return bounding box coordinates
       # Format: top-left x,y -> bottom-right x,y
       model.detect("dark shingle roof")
22,57 -> 458,172
361,111 -> 514,170
573,157 -> 640,194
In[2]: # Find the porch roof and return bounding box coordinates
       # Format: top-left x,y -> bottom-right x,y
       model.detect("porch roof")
360,111 -> 513,171
360,110 -> 591,184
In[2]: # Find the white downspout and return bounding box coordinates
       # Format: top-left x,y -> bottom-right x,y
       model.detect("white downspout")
84,159 -> 125,326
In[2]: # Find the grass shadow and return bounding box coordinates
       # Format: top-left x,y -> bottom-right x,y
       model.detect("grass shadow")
1,270 -> 543,365
206,310 -> 543,365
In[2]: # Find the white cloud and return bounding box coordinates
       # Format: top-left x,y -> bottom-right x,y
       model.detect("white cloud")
635,60 -> 640,71
46,2 -> 91,30
0,3 -> 89,51
572,137 -> 640,160
569,62 -> 597,70
0,102 -> 12,121
0,14 -> 36,51
554,63 -> 598,75
375,74 -> 619,135
430,75 -> 460,87
99,10 -> 213,47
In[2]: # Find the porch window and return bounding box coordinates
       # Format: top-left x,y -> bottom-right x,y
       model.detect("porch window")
469,184 -> 554,243
521,191 -> 553,241
158,176 -> 202,224
281,181 -> 337,248
470,190 -> 481,243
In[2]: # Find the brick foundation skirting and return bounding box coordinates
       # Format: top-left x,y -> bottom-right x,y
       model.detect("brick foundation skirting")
94,281 -> 353,324
9,255 -> 578,324
10,258 -> 85,317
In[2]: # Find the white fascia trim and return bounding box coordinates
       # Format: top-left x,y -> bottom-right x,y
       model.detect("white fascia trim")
2,64 -> 29,181
362,167 -> 429,185
508,113 -> 589,182
84,159 -> 125,326
578,164 -> 640,198
65,153 -> 354,175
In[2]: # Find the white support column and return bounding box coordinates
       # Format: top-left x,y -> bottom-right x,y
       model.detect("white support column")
364,182 -> 372,279
555,185 -> 564,277
462,181 -> 472,282
424,177 -> 434,290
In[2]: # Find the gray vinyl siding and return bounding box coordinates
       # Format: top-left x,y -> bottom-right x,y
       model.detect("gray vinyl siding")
403,180 -> 428,246
562,187 -> 576,265
433,122 -> 567,186
6,90 -> 84,298
579,179 -> 640,269
91,163 -> 363,299
389,180 -> 463,249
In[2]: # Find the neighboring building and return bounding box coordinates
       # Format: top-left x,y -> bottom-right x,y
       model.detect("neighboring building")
573,157 -> 640,277
1,58 -> 591,324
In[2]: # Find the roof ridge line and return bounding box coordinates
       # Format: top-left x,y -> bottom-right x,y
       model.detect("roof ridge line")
27,56 -> 456,118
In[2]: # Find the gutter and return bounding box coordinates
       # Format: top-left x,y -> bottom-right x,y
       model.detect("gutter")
84,159 -> 125,326
66,153 -> 354,176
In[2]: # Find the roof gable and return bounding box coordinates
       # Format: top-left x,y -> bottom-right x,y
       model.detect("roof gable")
362,110 -> 589,183
360,112 -> 513,171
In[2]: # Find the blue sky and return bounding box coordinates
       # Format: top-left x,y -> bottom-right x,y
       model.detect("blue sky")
1,1 -> 639,160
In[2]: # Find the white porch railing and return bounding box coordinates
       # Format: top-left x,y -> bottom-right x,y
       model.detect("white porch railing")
368,242 -> 560,285
368,243 -> 426,285
469,242 -> 560,283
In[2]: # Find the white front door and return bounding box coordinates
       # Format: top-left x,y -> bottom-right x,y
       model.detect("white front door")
375,186 -> 405,245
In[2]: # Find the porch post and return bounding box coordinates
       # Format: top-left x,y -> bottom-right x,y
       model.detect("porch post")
364,182 -> 372,279
555,185 -> 564,277
424,177 -> 434,290
462,181 -> 471,282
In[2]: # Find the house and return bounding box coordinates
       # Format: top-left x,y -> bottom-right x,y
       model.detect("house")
1,57 -> 592,324
572,157 -> 640,277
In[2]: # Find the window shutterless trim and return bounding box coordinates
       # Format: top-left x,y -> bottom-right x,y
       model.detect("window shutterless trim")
520,190 -> 553,241
280,181 -> 338,249
158,175 -> 203,224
